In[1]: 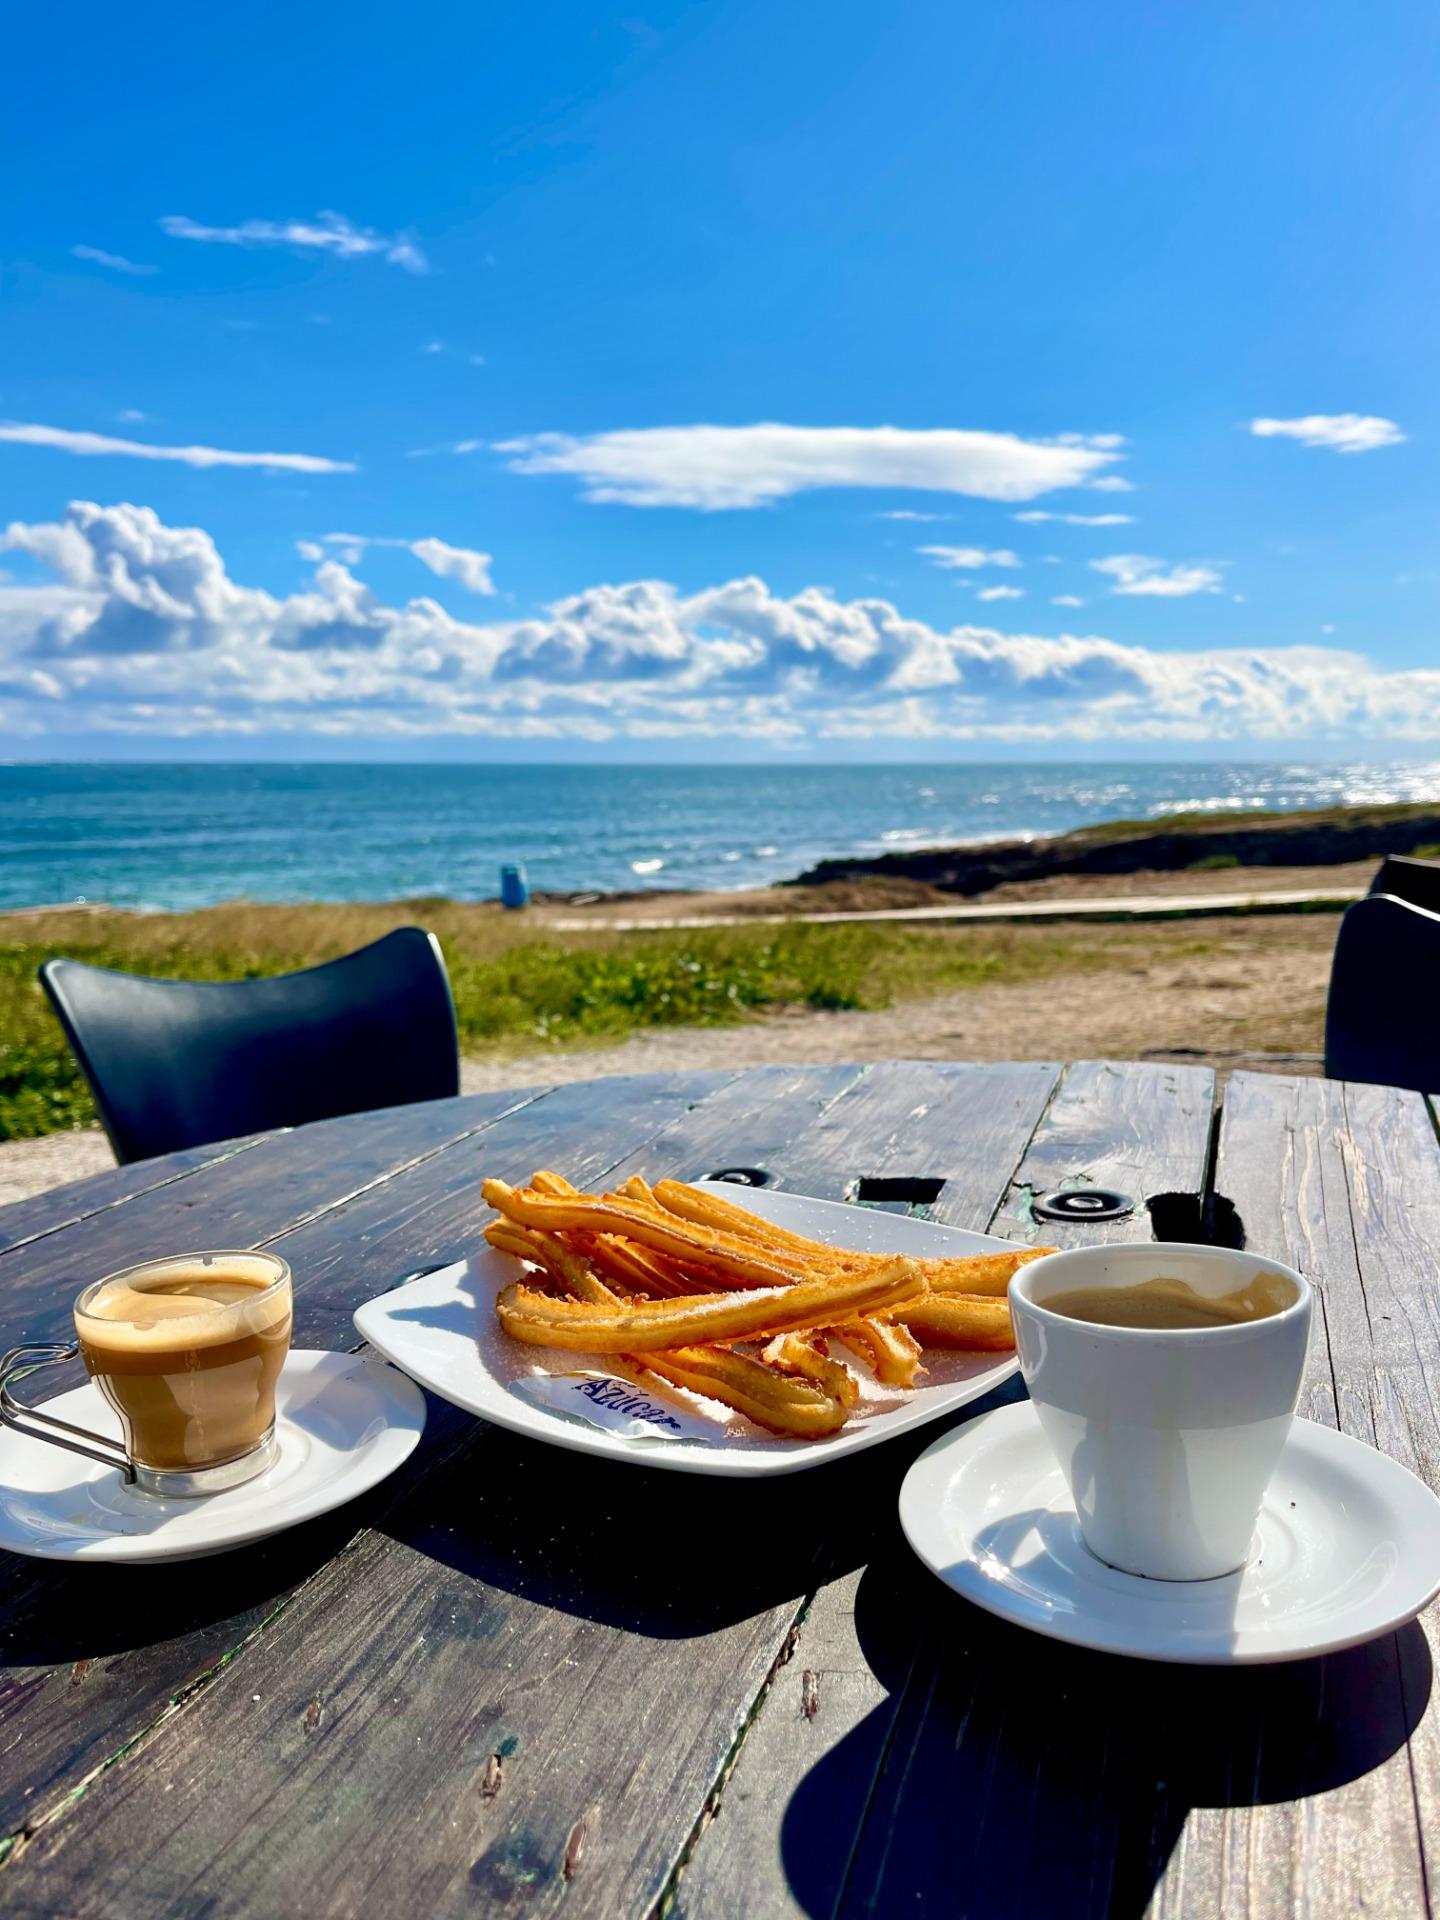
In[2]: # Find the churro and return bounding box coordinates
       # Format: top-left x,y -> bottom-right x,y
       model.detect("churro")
496,1259 -> 924,1353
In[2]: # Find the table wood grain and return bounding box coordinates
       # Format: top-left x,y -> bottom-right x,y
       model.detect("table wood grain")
0,1061 -> 1433,1920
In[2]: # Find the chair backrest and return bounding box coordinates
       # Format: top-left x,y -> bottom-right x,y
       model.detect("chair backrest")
1369,854 -> 1440,916
41,926 -> 460,1163
1325,893 -> 1440,1092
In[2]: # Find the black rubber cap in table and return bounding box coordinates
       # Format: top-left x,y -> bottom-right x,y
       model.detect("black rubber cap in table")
1032,1186 -> 1135,1222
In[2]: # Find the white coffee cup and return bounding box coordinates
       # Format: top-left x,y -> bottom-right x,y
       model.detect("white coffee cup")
1009,1242 -> 1312,1581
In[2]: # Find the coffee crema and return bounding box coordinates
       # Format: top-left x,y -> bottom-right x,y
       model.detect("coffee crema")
1037,1271 -> 1297,1331
75,1256 -> 292,1471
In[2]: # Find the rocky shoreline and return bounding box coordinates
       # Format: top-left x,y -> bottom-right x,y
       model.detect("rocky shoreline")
787,801 -> 1440,898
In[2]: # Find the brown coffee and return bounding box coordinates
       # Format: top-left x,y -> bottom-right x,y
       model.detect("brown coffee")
75,1257 -> 292,1471
1039,1271 -> 1297,1331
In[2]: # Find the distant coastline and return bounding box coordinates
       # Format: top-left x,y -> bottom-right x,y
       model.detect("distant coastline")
781,800 -> 1440,896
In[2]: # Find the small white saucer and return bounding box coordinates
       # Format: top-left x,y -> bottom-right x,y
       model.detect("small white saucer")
0,1350 -> 427,1564
899,1401 -> 1440,1664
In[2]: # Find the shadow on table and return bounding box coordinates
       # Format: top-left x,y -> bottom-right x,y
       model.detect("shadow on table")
373,1419 -> 905,1636
779,1533 -> 1432,1920
374,1382 -> 1036,1639
0,1388 -> 482,1674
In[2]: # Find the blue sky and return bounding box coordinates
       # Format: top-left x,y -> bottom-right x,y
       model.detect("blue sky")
2,0 -> 1437,759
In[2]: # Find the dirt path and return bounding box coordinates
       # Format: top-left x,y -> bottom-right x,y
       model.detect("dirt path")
530,857 -> 1382,926
459,920 -> 1331,1090
0,914 -> 1336,1208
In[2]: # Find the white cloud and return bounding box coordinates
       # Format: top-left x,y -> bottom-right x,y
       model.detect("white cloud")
0,423 -> 353,475
114,409 -> 148,424
159,211 -> 427,274
6,500 -> 1439,747
919,546 -> 1021,571
1052,595 -> 1085,607
469,354 -> 487,367
496,424 -> 1124,509
1248,414 -> 1404,454
1088,476 -> 1134,493
1014,511 -> 1134,526
72,245 -> 156,276
409,538 -> 494,596
423,340 -> 444,354
303,530 -> 494,593
875,509 -> 950,522
1092,554 -> 1223,598
977,586 -> 1025,601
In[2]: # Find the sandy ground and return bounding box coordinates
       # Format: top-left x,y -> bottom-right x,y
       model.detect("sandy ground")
1,913 -> 1334,1209
0,1128 -> 118,1208
529,858 -> 1381,923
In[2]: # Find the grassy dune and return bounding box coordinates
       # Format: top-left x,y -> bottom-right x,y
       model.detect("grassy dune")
0,900 -> 1226,1140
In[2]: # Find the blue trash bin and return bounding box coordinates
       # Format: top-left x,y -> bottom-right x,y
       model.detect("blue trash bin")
499,864 -> 529,910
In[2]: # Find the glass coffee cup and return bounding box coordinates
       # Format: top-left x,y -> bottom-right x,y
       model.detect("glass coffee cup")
0,1251 -> 293,1496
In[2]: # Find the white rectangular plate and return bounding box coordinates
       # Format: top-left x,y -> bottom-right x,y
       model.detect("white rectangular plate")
353,1182 -> 1021,1477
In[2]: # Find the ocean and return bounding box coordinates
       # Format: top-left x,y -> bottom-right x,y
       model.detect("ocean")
4,760 -> 1440,913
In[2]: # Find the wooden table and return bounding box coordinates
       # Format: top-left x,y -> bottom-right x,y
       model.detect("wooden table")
0,1060 -> 1435,1918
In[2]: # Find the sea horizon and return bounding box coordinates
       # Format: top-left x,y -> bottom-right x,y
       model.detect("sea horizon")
5,758 -> 1440,916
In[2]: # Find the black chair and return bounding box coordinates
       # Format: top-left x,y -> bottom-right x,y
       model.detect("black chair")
1369,853 -> 1440,916
1324,893 -> 1440,1092
40,927 -> 460,1163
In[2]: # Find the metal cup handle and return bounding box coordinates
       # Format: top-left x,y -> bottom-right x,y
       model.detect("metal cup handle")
0,1343 -> 136,1482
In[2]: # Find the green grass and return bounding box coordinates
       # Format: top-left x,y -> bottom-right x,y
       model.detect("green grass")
1188,853 -> 1241,871
0,902 -> 1173,1141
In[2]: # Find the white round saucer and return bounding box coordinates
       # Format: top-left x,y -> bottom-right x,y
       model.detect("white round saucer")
0,1350 -> 427,1564
899,1401 -> 1440,1664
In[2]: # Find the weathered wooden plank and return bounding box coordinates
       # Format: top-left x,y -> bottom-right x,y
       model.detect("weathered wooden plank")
0,1130 -> 270,1256
754,1057 -> 1062,1228
1209,1070 -> 1352,1429
0,1073 -> 728,1849
669,1058 -> 1218,1920
0,1063 -> 1060,1919
991,1057 -> 1217,1246
603,1061 -> 868,1186
1329,1080 -> 1440,1910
